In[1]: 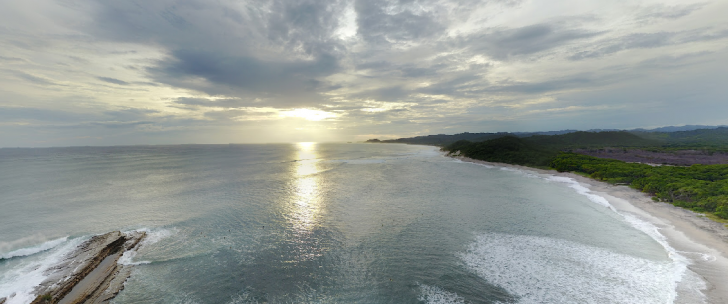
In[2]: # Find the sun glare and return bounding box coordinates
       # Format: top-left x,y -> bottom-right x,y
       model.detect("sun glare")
280,108 -> 337,121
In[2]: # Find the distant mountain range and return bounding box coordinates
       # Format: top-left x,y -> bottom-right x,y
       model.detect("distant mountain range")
367,125 -> 728,147
631,125 -> 728,132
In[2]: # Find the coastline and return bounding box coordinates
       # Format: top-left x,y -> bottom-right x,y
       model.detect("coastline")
0,231 -> 146,304
454,156 -> 728,304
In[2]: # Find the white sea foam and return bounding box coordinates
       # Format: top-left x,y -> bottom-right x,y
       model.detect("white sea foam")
118,227 -> 176,265
0,237 -> 68,260
0,237 -> 84,304
118,250 -> 150,266
545,175 -> 705,303
139,227 -> 176,245
458,160 -> 707,303
546,175 -> 614,209
450,157 -> 495,168
460,232 -> 677,304
418,284 -> 466,304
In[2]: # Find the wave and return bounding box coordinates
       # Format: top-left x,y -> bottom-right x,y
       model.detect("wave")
0,237 -> 84,304
543,175 -> 706,303
546,175 -> 614,209
456,159 -> 707,303
0,228 -> 174,303
460,232 -> 677,304
118,227 -> 176,265
418,284 -> 466,304
0,236 -> 68,260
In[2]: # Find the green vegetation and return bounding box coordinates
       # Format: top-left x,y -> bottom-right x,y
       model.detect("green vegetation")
551,153 -> 728,217
526,131 -> 658,149
372,126 -> 728,152
378,132 -> 515,146
445,134 -> 728,219
447,136 -> 557,167
632,127 -> 728,151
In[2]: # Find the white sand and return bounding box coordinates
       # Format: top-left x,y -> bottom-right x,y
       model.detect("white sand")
456,156 -> 728,304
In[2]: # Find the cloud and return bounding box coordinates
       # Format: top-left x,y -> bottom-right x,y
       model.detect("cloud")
11,71 -> 58,86
1,0 -> 727,146
636,3 -> 706,22
355,0 -> 445,44
172,97 -> 250,108
97,76 -> 130,85
0,56 -> 26,62
59,121 -> 155,129
147,50 -> 341,107
466,23 -> 603,60
569,28 -> 728,60
0,107 -> 84,122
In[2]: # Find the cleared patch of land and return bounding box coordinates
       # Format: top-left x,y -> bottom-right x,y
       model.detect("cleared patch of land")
575,148 -> 728,166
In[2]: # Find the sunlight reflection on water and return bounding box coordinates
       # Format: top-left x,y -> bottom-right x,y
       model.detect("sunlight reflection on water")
286,142 -> 324,261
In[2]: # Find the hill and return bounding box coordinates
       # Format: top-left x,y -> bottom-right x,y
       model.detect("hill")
367,125 -> 728,147
446,136 -> 557,167
632,127 -> 728,148
525,131 -> 659,149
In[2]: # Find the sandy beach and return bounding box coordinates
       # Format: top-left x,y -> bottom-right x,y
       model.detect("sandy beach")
456,156 -> 728,304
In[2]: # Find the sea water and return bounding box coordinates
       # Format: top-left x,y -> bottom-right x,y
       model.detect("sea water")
0,143 -> 703,303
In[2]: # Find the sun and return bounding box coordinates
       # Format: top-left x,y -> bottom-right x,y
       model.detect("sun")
280,108 -> 337,121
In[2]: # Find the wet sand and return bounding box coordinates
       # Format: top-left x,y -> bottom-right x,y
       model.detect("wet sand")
456,156 -> 728,304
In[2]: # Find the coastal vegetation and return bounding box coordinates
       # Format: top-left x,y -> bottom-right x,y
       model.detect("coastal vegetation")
447,136 -> 557,167
551,153 -> 728,218
444,134 -> 728,219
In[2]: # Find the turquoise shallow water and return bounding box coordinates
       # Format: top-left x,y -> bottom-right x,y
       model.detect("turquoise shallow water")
0,143 -> 687,303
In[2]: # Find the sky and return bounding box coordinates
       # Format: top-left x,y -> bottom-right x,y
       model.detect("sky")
1,0 -> 727,147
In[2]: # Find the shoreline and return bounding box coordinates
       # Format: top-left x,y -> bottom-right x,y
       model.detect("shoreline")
455,156 -> 728,304
0,231 -> 146,304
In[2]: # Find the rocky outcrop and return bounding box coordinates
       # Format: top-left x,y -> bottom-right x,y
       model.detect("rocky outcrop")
29,231 -> 146,304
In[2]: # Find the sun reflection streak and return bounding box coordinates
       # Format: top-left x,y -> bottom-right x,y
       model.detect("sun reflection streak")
290,142 -> 322,233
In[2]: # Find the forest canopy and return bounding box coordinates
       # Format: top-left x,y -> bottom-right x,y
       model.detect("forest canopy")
445,136 -> 728,219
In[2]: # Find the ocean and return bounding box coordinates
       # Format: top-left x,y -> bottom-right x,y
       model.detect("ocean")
0,143 -> 702,303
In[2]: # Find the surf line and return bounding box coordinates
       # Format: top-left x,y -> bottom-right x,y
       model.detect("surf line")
0,231 -> 147,304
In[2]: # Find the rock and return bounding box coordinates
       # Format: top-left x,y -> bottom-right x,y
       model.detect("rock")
29,231 -> 146,304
